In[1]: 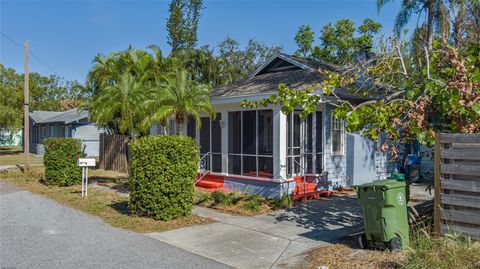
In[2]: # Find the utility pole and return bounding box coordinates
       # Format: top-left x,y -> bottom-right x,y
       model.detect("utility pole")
24,40 -> 30,172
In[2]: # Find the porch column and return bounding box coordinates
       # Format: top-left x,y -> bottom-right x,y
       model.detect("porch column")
221,111 -> 228,174
273,108 -> 287,180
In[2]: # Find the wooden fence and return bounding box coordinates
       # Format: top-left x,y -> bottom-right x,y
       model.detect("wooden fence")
434,133 -> 480,239
99,134 -> 130,174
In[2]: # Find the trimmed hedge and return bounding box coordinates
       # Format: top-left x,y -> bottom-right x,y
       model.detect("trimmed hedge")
128,135 -> 199,221
43,138 -> 83,186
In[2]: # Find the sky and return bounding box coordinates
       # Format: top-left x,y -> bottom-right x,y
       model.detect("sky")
1,0 -> 418,84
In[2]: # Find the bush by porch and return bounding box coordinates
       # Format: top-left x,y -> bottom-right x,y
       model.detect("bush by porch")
128,135 -> 199,220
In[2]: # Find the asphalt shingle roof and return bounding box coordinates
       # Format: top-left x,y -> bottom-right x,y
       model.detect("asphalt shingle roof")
211,53 -> 378,101
30,108 -> 88,124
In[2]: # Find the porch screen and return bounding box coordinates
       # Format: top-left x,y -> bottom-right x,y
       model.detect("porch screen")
228,110 -> 273,178
191,113 -> 222,173
286,111 -> 323,178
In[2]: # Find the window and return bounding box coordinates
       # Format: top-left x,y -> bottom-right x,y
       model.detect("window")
168,119 -> 176,135
331,115 -> 345,155
186,119 -> 196,139
32,127 -> 38,143
228,110 -> 273,179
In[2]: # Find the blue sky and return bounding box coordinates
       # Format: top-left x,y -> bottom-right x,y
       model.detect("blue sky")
1,0 -> 417,83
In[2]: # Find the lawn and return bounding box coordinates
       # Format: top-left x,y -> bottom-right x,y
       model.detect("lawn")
0,167 -> 213,233
0,146 -> 43,166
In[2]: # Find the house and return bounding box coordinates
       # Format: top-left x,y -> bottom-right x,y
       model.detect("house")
29,108 -> 103,156
151,53 -> 395,199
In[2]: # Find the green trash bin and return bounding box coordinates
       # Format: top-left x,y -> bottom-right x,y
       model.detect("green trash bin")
354,179 -> 410,251
390,172 -> 410,203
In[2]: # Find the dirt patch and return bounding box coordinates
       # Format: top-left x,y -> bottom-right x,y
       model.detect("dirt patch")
303,236 -> 405,269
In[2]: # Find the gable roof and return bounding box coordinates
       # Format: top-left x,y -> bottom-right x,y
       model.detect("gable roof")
30,108 -> 89,124
212,53 -> 373,101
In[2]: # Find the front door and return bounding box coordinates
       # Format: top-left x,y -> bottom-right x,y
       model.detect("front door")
286,111 -> 320,178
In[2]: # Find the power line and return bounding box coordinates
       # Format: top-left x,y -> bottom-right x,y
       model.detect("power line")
1,31 -> 63,77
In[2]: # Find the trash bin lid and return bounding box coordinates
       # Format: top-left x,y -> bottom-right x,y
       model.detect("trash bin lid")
356,179 -> 406,190
390,173 -> 405,180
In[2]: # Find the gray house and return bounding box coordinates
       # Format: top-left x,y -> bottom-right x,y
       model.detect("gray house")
29,108 -> 103,157
151,53 -> 395,198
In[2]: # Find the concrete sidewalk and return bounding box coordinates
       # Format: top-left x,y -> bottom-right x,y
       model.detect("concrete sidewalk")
147,195 -> 363,269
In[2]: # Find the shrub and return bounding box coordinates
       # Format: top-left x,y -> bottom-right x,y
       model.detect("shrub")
128,135 -> 199,221
194,190 -> 212,205
273,193 -> 293,209
211,191 -> 239,206
43,138 -> 83,186
243,198 -> 261,212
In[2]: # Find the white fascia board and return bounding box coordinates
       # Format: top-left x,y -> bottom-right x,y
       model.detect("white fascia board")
211,93 -> 277,105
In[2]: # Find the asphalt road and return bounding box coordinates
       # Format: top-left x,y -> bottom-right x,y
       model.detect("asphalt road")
0,182 -> 231,269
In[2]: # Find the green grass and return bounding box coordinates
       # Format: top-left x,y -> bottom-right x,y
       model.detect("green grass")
0,168 -> 213,233
403,228 -> 480,269
0,146 -> 43,165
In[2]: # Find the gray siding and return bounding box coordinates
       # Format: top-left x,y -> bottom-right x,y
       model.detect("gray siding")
346,133 -> 377,186
323,106 -> 348,188
72,123 -> 103,157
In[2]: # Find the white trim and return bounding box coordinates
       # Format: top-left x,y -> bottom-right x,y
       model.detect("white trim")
211,93 -> 276,105
330,114 -> 345,156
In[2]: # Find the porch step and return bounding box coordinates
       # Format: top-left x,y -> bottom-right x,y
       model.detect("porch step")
294,182 -> 317,194
196,180 -> 224,189
196,186 -> 224,192
292,190 -> 334,201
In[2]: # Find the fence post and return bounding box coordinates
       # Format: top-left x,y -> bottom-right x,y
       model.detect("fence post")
433,133 -> 441,235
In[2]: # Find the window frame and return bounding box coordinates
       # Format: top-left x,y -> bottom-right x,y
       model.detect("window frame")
330,115 -> 345,156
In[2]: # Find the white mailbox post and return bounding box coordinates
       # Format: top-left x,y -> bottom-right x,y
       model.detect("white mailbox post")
78,158 -> 96,197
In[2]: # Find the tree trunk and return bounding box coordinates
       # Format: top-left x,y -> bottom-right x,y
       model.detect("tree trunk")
426,1 -> 435,50
176,113 -> 186,136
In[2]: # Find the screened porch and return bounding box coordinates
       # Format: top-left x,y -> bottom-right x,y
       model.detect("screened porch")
180,108 -> 329,182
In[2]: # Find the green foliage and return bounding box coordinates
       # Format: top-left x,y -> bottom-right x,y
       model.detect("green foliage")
246,41 -> 479,151
167,0 -> 203,52
241,194 -> 263,212
273,193 -> 293,209
217,37 -> 283,79
90,72 -> 148,136
211,191 -> 237,206
43,138 -> 83,186
128,135 -> 199,221
294,24 -> 315,57
0,64 -> 90,129
145,68 -> 215,135
403,228 -> 480,269
194,189 -> 213,204
312,18 -> 382,64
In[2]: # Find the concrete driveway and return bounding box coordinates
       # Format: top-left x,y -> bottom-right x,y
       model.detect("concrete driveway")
0,183 -> 230,269
148,195 -> 363,269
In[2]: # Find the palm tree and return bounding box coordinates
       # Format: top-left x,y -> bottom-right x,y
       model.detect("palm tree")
145,68 -> 215,135
377,0 -> 454,49
90,72 -> 147,137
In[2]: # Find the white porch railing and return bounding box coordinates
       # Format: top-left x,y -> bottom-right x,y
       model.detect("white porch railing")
196,152 -> 210,184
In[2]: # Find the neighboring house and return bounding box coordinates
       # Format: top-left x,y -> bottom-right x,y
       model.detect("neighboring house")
29,108 -> 103,157
151,53 -> 395,198
0,128 -> 22,147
